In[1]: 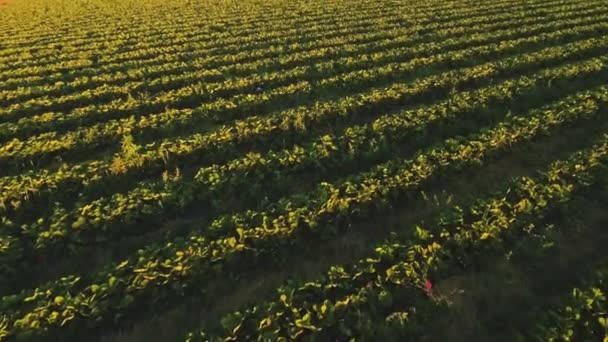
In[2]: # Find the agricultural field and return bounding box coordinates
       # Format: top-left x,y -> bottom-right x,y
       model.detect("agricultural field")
1,0 -> 608,340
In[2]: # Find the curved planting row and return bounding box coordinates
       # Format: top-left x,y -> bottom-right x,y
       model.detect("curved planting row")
0,0 -> 588,108
186,133 -> 608,341
0,0 -> 526,90
4,53 -> 605,275
2,0 -> 607,341
0,82 -> 606,340
1,26 -> 606,219
1,0 -> 595,137
1,2 -> 598,163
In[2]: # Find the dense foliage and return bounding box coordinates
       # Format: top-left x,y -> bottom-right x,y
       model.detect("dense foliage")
0,0 -> 607,340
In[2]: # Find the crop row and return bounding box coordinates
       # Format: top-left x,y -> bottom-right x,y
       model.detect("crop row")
0,30 -> 605,226
535,268 -> 608,341
0,0 -> 558,73
0,0 -> 446,64
2,2 -> 595,136
185,133 -> 608,341
0,82 -> 605,340
0,21 -> 597,187
7,7 -> 608,150
5,53 -> 605,274
0,0 -> 521,88
0,0 -> 587,127
0,0 -> 389,69
196,56 -> 608,211
0,1 -> 407,97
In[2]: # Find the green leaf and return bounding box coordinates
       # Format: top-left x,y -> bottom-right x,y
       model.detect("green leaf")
116,260 -> 129,270
54,296 -> 65,305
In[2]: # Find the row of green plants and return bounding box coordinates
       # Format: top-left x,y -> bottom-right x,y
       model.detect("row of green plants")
536,267 -> 608,341
0,0 -> 396,76
0,0 -> 480,92
0,2 -> 411,114
0,0 -> 545,107
5,36 -> 601,246
196,56 -> 608,211
185,132 -> 608,341
0,82 -> 605,340
2,2 -> 594,169
2,25 -> 606,224
0,0 -> 539,76
1,1 -> 591,140
186,85 -> 608,257
0,0 -> 423,70
4,52 -> 604,280
8,33 -> 608,206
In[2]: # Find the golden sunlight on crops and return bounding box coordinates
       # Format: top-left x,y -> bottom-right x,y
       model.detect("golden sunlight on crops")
1,0 -> 608,341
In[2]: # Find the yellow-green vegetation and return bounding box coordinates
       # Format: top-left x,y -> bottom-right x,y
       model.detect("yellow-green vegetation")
1,0 -> 608,340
